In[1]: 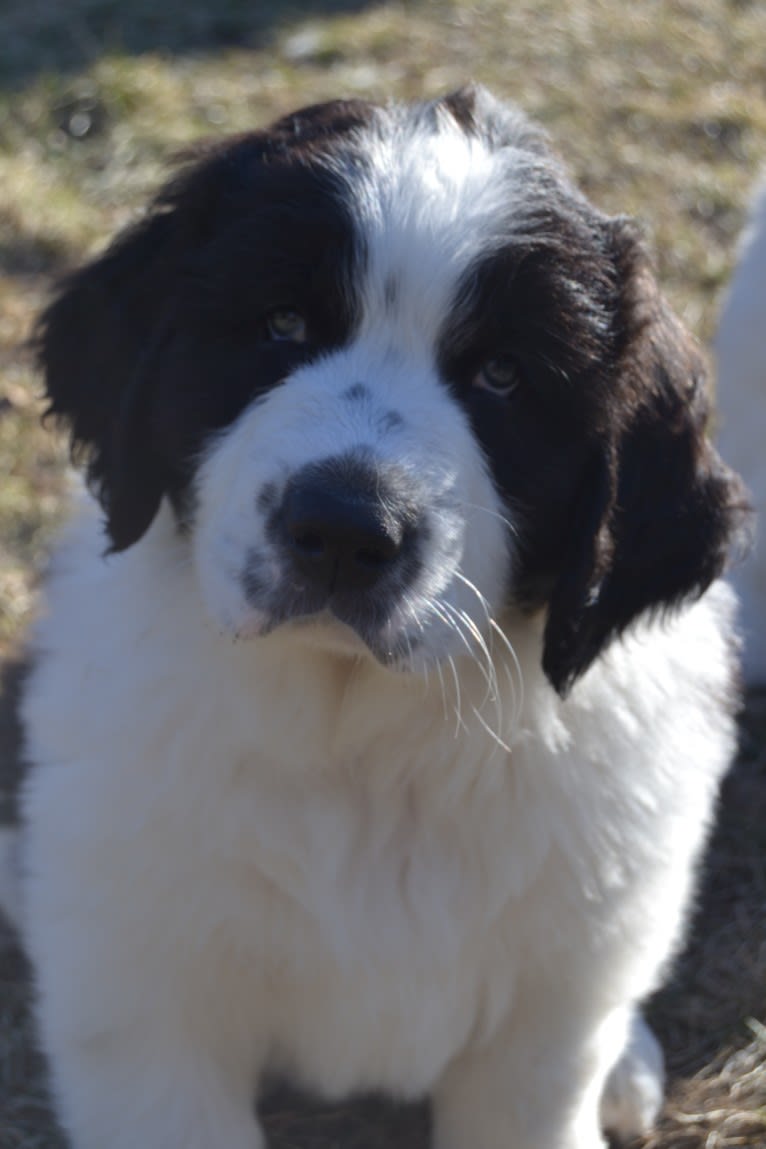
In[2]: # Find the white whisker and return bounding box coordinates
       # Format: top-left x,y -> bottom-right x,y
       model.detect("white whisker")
489,618 -> 525,728
434,654 -> 450,726
453,568 -> 493,622
460,500 -> 520,539
423,600 -> 470,737
439,598 -> 498,712
446,654 -> 470,738
471,705 -> 513,756
452,567 -> 525,734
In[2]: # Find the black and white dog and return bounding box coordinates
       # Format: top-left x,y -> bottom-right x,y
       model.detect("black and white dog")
13,87 -> 749,1149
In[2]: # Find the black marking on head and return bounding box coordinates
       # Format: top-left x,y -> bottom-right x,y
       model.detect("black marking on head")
168,484 -> 197,537
256,482 -> 279,514
343,382 -> 370,403
241,550 -> 271,606
428,84 -> 550,156
377,410 -> 404,434
383,274 -> 399,311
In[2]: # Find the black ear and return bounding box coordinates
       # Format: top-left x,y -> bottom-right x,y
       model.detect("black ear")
542,223 -> 751,697
36,154 -> 227,550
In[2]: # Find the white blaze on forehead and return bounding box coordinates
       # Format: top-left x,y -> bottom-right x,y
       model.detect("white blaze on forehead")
345,110 -> 513,349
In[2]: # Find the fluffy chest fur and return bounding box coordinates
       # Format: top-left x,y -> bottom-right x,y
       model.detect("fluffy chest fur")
23,504 -> 735,1104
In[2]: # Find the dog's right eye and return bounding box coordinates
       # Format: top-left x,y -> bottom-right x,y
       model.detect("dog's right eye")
265,307 -> 308,344
473,355 -> 521,398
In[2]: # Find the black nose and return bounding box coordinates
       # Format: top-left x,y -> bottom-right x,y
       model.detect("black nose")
281,463 -> 409,594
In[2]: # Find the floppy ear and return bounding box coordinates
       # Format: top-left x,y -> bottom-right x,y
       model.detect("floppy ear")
36,156 -> 227,551
542,223 -> 751,697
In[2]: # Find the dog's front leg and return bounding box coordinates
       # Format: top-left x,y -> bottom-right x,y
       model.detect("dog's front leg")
42,1017 -> 265,1149
27,905 -> 266,1149
39,995 -> 266,1149
432,1004 -> 639,1149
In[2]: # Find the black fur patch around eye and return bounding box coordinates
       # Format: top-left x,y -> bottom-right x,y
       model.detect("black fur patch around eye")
37,131 -> 367,551
437,186 -> 749,693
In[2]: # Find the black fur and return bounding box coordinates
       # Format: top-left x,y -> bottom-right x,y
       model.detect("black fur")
36,104 -> 365,551
440,184 -> 750,694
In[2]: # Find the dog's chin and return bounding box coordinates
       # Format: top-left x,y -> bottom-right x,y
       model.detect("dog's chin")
271,611 -> 381,661
228,601 -> 423,671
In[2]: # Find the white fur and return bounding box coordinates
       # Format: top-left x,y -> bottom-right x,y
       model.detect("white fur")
716,173 -> 766,683
15,108 -> 738,1149
18,494 -> 736,1149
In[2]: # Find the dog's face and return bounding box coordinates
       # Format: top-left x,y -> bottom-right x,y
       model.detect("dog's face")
38,86 -> 748,694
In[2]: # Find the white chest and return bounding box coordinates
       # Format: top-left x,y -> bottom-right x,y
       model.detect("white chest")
204,733 -> 562,1098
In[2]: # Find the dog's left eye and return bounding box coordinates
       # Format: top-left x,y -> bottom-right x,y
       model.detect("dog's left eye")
265,307 -> 307,344
473,356 -> 520,398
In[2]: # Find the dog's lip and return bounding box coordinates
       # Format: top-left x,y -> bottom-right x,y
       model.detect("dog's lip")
259,605 -> 417,666
263,607 -> 375,653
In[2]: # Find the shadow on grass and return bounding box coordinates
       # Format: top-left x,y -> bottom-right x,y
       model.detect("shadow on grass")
1,0 -> 386,93
0,232 -> 73,279
647,689 -> 766,1079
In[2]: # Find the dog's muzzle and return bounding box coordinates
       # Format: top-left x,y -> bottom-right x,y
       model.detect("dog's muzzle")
250,454 -> 425,647
281,465 -> 408,596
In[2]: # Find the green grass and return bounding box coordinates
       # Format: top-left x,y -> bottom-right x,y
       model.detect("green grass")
1,1 -> 765,1145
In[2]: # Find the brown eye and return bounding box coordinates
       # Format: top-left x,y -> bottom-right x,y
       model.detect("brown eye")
266,307 -> 307,343
473,356 -> 520,398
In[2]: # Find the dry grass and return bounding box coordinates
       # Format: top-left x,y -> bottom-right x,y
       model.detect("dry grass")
1,1 -> 765,1146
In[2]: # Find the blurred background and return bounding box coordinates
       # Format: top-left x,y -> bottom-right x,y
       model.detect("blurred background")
1,2 -> 765,1147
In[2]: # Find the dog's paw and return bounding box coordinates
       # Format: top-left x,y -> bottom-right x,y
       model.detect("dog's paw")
600,1013 -> 664,1143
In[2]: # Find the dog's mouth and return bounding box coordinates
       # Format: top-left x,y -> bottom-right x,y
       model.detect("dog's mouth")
268,608 -> 418,664
226,453 -> 486,669
252,593 -> 422,668
232,454 -> 435,662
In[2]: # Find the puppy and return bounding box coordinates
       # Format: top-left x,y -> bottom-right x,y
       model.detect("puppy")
17,87 -> 748,1149
715,173 -> 766,684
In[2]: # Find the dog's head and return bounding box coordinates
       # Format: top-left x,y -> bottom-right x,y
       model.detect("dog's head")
37,86 -> 749,695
